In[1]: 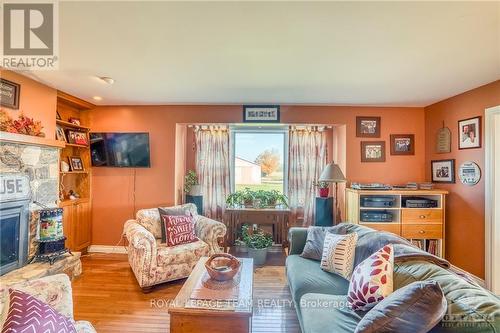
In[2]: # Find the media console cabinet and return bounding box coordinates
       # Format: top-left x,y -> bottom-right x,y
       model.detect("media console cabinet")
345,188 -> 448,258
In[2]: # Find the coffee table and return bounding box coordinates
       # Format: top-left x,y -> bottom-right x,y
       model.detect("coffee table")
168,257 -> 253,333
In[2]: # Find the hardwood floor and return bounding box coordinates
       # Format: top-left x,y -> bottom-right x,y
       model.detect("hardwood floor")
72,253 -> 300,333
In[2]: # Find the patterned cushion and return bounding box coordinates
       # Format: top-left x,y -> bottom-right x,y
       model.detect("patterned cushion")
320,232 -> 358,279
159,214 -> 197,246
348,244 -> 394,311
136,204 -> 198,239
2,289 -> 76,333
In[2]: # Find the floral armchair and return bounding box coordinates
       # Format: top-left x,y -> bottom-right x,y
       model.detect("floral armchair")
0,274 -> 96,333
124,203 -> 226,292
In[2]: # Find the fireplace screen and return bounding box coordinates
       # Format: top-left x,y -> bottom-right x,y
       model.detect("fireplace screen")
0,215 -> 20,269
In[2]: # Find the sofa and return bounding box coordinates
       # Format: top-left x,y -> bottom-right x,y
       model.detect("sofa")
0,274 -> 96,332
286,225 -> 500,333
124,203 -> 226,291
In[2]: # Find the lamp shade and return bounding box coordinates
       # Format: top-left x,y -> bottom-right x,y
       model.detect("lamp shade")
319,162 -> 346,183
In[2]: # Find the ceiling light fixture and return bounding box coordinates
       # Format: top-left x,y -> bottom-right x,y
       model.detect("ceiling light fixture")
93,96 -> 103,101
98,76 -> 114,85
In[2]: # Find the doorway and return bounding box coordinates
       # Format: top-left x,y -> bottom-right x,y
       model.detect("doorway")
485,105 -> 500,294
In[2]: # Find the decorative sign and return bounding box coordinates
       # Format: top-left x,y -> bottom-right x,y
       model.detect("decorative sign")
459,161 -> 481,186
0,174 -> 31,202
243,105 -> 280,123
0,78 -> 20,109
436,127 -> 451,153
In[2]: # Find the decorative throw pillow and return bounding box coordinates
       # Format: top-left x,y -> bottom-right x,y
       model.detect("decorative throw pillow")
347,244 -> 394,311
2,289 -> 76,333
159,214 -> 197,246
158,207 -> 194,243
355,281 -> 447,333
300,225 -> 349,261
320,232 -> 358,279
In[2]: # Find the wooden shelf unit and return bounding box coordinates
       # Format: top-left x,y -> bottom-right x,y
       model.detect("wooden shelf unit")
56,91 -> 94,253
345,188 -> 448,258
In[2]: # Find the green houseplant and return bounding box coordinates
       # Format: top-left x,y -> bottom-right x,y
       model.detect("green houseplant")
243,226 -> 273,266
184,170 -> 201,195
226,189 -> 288,209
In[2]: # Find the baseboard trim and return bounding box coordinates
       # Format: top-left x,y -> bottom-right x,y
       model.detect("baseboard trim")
88,245 -> 127,254
451,264 -> 485,288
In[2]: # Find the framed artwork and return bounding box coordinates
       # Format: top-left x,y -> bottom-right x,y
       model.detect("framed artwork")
0,78 -> 20,109
458,116 -> 481,149
66,130 -> 88,146
361,141 -> 386,162
356,116 -> 381,138
390,134 -> 415,155
431,159 -> 455,183
243,105 -> 280,123
68,156 -> 84,171
55,125 -> 67,142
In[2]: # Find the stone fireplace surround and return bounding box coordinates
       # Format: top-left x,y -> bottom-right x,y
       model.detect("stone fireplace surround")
0,139 -> 81,283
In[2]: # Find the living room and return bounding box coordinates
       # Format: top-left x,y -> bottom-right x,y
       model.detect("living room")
1,1 -> 500,333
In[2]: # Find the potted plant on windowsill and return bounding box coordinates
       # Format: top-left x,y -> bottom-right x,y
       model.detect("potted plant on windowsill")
243,226 -> 273,266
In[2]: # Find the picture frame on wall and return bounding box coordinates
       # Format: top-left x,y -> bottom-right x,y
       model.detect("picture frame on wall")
243,105 -> 280,123
458,116 -> 481,150
431,159 -> 455,183
0,78 -> 21,109
390,134 -> 415,155
68,156 -> 84,171
361,141 -> 386,162
356,116 -> 381,138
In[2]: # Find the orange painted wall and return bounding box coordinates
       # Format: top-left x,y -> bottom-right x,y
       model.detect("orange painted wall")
424,80 -> 500,278
1,70 -> 57,138
88,105 -> 425,245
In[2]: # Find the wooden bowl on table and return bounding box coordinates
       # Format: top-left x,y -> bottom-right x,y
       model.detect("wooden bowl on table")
205,253 -> 241,281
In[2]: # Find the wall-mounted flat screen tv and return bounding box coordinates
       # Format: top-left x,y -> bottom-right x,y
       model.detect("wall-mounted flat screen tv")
90,133 -> 151,168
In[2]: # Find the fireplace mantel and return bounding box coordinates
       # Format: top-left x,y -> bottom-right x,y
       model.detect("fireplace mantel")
0,132 -> 65,149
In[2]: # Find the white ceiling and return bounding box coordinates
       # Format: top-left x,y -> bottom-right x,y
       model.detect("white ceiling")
23,1 -> 500,106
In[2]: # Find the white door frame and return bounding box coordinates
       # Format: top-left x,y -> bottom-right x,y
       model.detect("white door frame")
485,105 -> 500,294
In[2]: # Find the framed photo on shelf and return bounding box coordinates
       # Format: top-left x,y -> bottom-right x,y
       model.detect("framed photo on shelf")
458,116 -> 481,149
243,105 -> 280,123
390,134 -> 415,155
356,116 -> 381,138
66,130 -> 88,146
361,141 -> 386,162
56,111 -> 62,120
55,125 -> 67,142
68,156 -> 84,171
68,117 -> 81,125
431,159 -> 455,183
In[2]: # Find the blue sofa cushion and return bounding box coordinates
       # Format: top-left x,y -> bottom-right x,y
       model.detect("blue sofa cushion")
355,280 -> 447,333
300,294 -> 363,333
286,255 -> 349,303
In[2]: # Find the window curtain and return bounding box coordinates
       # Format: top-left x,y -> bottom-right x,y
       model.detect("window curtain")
288,126 -> 327,226
195,125 -> 230,220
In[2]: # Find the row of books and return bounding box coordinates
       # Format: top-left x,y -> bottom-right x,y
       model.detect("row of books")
410,239 -> 440,256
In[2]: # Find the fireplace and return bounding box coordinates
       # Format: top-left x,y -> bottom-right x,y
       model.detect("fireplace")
0,175 -> 31,276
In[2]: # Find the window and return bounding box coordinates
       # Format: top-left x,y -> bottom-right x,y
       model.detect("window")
231,128 -> 288,194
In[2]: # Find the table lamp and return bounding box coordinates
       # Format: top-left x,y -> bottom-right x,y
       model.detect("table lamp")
319,162 -> 347,222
